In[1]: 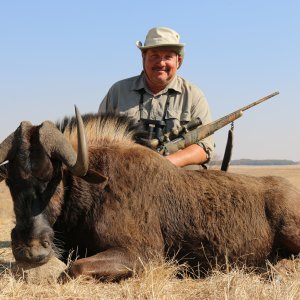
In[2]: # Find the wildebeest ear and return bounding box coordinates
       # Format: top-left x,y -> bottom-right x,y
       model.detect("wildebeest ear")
81,169 -> 108,184
0,163 -> 8,182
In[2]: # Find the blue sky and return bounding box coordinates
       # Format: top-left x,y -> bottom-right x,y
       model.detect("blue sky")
1,1 -> 299,161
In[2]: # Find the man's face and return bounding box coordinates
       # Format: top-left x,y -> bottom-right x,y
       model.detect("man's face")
143,48 -> 181,90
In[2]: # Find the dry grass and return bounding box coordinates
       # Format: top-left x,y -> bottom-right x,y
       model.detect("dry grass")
229,165 -> 300,187
1,166 -> 300,299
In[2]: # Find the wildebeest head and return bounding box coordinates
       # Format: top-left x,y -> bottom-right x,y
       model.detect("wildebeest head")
0,107 -> 104,264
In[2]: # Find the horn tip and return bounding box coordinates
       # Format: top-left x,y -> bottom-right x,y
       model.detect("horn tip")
74,105 -> 82,120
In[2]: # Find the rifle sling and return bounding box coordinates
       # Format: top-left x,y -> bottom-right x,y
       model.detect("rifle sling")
221,126 -> 234,172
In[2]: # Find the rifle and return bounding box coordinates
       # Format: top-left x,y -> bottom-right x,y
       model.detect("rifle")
150,91 -> 280,156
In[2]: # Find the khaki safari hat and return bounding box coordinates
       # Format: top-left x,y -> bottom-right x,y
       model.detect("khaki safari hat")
136,27 -> 185,68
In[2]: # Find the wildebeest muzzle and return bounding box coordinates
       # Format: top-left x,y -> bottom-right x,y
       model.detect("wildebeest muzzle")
11,216 -> 55,265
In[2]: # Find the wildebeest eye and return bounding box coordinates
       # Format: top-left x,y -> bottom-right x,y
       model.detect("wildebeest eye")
37,181 -> 48,194
31,158 -> 54,182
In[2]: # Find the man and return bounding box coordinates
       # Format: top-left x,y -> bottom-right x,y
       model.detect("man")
99,27 -> 214,168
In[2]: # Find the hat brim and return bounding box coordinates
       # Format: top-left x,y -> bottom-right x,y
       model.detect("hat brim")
136,41 -> 185,51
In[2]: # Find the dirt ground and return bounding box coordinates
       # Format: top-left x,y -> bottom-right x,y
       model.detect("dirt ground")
0,180 -> 14,270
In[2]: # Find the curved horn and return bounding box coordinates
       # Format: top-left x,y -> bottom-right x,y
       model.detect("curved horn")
0,121 -> 33,165
0,132 -> 14,164
39,106 -> 88,176
69,106 -> 89,176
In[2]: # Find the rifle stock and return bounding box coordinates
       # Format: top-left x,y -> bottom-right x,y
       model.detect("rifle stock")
155,91 -> 279,155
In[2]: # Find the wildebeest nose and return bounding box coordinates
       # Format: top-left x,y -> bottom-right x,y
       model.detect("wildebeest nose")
28,246 -> 51,264
41,240 -> 50,248
12,237 -> 52,264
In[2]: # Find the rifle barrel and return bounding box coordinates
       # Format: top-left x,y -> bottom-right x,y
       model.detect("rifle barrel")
155,91 -> 280,155
182,91 -> 279,149
240,91 -> 279,112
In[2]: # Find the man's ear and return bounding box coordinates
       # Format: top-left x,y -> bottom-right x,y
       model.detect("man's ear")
177,55 -> 182,69
142,51 -> 146,66
81,169 -> 108,185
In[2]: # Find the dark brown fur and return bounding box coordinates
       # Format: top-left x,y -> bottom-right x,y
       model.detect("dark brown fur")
4,113 -> 300,281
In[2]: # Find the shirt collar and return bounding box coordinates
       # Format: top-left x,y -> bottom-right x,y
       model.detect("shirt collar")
131,71 -> 145,92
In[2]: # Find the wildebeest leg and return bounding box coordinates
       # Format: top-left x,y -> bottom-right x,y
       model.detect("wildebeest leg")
66,247 -> 137,281
279,216 -> 300,254
276,189 -> 300,254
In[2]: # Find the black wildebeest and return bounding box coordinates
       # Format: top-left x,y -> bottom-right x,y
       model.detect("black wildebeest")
1,108 -> 300,281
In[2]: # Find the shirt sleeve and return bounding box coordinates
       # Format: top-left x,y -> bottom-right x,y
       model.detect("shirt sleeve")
98,94 -> 108,114
98,87 -> 116,114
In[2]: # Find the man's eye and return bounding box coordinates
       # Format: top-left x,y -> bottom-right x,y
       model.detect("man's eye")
166,55 -> 176,60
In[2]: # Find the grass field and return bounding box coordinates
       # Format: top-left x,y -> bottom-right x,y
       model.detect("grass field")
1,166 -> 300,299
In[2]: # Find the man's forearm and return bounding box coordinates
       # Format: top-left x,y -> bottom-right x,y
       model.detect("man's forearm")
165,144 -> 208,167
